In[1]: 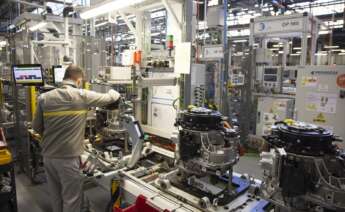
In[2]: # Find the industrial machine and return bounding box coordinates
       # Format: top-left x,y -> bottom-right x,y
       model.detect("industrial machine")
138,107 -> 270,211
172,107 -> 239,206
260,121 -> 345,211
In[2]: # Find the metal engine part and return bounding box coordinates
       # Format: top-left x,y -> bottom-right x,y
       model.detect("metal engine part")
260,121 -> 345,211
173,107 -> 239,206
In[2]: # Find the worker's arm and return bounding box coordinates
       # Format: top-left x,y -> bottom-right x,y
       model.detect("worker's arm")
81,89 -> 121,108
32,97 -> 44,135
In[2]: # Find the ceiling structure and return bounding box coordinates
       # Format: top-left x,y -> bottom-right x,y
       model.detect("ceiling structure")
0,0 -> 344,49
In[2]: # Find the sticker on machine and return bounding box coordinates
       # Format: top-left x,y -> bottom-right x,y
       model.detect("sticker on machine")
301,76 -> 318,87
305,92 -> 337,114
313,113 -> 326,123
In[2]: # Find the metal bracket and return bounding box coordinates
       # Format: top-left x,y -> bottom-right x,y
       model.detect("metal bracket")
118,11 -> 136,36
161,0 -> 182,31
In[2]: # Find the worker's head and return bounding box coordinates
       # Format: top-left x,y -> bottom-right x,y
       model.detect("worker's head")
63,64 -> 85,88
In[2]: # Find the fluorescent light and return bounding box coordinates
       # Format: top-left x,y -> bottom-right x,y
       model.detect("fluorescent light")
293,47 -> 301,50
324,45 -> 339,49
319,30 -> 330,35
273,44 -> 283,48
290,53 -> 300,56
29,22 -> 47,31
80,0 -> 146,19
338,53 -> 345,55
315,52 -> 327,56
0,41 -> 7,47
233,39 -> 247,43
269,48 -> 279,51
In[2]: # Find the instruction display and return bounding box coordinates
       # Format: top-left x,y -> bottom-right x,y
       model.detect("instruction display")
306,92 -> 337,114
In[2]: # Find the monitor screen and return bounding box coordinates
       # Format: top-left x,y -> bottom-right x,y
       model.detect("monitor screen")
13,64 -> 44,86
53,65 -> 66,84
264,75 -> 278,82
264,68 -> 278,75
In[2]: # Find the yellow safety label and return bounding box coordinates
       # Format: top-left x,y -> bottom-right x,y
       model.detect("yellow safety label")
313,113 -> 326,123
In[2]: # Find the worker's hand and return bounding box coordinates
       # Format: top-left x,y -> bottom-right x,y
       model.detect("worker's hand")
105,90 -> 122,110
108,89 -> 121,101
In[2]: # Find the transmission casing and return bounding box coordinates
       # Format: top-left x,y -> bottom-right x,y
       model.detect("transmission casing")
260,121 -> 345,211
173,107 -> 239,206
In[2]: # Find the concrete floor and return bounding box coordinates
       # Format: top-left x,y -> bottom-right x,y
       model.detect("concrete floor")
12,155 -> 262,212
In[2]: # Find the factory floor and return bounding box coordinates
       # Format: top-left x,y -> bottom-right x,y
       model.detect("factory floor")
14,155 -> 261,212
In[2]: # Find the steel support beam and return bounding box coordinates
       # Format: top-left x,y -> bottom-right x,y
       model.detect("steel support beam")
162,0 -> 182,31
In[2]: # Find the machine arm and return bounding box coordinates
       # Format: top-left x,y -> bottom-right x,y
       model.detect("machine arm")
119,114 -> 145,168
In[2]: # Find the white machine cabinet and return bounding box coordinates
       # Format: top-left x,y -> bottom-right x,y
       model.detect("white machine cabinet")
296,66 -> 345,146
256,96 -> 294,136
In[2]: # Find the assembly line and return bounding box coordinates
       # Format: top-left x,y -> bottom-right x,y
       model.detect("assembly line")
0,0 -> 344,212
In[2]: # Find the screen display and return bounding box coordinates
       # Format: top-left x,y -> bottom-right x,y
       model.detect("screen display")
264,75 -> 277,82
53,66 -> 66,83
264,68 -> 278,75
13,64 -> 44,85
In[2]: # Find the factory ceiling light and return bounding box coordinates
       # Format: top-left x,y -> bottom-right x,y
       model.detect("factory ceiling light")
80,0 -> 146,20
324,45 -> 339,49
29,22 -> 47,31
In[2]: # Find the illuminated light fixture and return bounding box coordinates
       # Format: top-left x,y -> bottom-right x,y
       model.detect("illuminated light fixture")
319,30 -> 330,35
80,0 -> 146,19
324,45 -> 339,49
290,53 -> 300,56
269,48 -> 279,51
29,22 -> 47,31
338,52 -> 345,55
233,39 -> 247,43
0,41 -> 7,47
293,47 -> 301,50
315,52 -> 327,56
273,44 -> 283,48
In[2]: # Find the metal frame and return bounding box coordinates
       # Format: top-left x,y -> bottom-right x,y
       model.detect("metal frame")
249,13 -> 321,66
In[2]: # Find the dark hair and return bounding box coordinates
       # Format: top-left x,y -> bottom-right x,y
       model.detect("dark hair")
63,65 -> 84,80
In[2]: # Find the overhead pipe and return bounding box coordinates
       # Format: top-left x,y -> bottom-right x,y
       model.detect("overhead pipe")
62,6 -> 74,60
9,0 -> 45,8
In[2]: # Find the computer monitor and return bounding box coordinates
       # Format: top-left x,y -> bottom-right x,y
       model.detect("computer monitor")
12,64 -> 44,86
52,65 -> 66,84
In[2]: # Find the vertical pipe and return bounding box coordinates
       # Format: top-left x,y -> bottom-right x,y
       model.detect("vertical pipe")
221,0 -> 229,117
203,0 -> 207,45
182,0 -> 193,108
64,17 -> 70,58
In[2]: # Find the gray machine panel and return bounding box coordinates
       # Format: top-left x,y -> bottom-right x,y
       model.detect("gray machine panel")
296,66 -> 345,146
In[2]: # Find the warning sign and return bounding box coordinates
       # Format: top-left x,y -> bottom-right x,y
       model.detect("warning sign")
306,92 -> 337,114
337,74 -> 345,89
313,113 -> 326,123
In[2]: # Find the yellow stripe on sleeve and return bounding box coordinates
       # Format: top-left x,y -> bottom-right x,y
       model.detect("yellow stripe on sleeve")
43,110 -> 88,117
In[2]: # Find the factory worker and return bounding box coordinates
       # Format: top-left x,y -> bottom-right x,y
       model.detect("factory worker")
32,64 -> 121,212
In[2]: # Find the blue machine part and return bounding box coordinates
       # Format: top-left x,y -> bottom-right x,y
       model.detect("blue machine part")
220,174 -> 271,211
219,174 -> 250,194
251,200 -> 271,212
